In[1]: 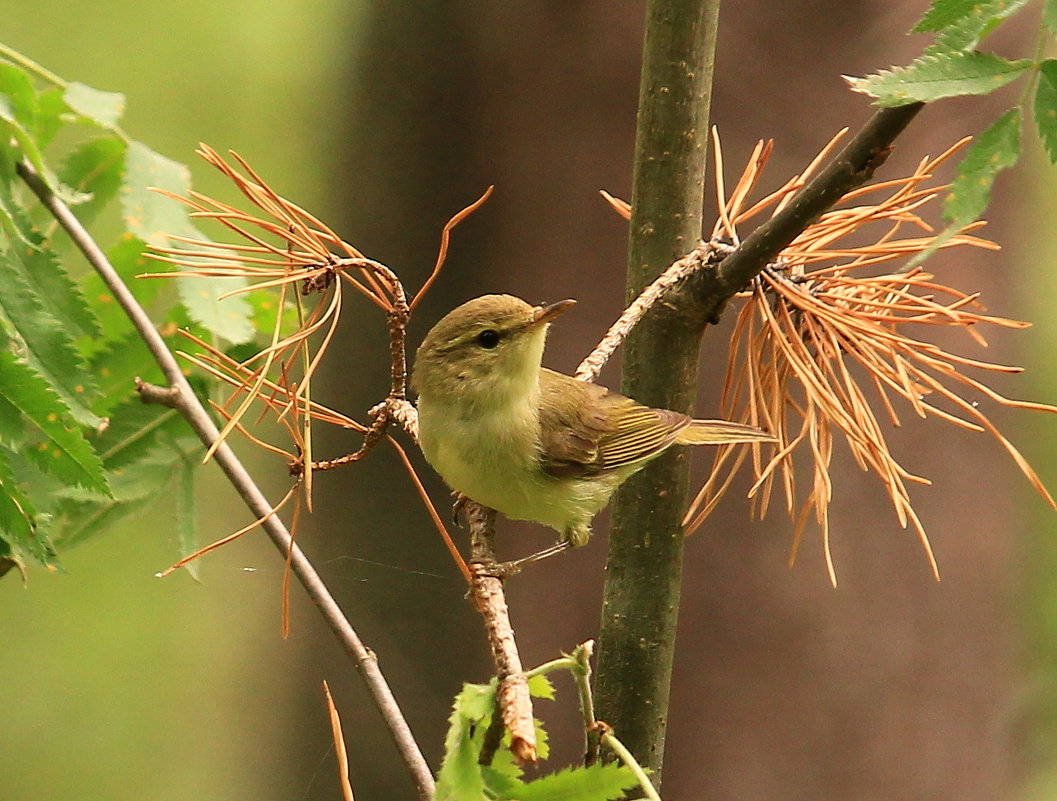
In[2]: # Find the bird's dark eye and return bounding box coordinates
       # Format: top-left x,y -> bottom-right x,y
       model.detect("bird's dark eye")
476,329 -> 501,349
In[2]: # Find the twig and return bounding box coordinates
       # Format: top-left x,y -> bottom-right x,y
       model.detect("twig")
464,502 -> 537,764
594,722 -> 662,801
574,241 -> 732,382
15,159 -> 436,801
567,641 -> 660,801
694,102 -> 925,316
385,396 -> 533,764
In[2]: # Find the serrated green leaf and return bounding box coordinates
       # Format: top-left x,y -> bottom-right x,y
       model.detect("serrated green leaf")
121,142 -> 253,343
48,439 -> 194,551
0,351 -> 108,496
0,192 -> 101,339
0,447 -> 54,567
93,396 -> 186,470
528,674 -> 555,700
848,52 -> 1031,107
0,248 -> 100,427
246,287 -> 300,339
89,335 -> 163,415
58,136 -> 127,226
50,492 -> 154,551
944,108 -> 1020,224
912,0 -> 1030,35
1034,60 -> 1057,164
457,681 -> 498,724
927,13 -> 1001,53
120,142 -> 196,245
436,684 -> 489,801
176,274 -> 254,343
482,766 -> 523,798
79,236 -> 165,357
63,82 -> 125,128
0,389 -> 22,445
501,763 -> 640,801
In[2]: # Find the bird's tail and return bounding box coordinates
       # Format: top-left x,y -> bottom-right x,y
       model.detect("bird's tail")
676,419 -> 776,445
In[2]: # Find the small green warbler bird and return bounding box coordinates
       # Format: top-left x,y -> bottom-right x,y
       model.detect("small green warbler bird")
412,294 -> 774,551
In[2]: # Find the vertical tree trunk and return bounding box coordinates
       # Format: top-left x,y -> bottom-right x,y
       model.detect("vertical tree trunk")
593,0 -> 721,789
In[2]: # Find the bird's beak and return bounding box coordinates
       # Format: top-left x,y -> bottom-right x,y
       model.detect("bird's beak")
531,299 -> 576,328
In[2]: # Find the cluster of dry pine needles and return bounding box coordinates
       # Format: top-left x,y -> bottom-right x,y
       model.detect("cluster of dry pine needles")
143,143 -> 483,585
145,134 -> 1055,589
680,130 -> 1057,585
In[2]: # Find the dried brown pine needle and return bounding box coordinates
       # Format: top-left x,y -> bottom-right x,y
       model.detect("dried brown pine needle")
684,131 -> 1056,585
143,147 -> 483,581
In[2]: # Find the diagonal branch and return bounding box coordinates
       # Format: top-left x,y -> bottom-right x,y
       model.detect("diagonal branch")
692,102 -> 925,318
15,159 -> 436,801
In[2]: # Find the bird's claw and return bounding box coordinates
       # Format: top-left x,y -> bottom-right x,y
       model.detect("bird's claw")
451,492 -> 468,527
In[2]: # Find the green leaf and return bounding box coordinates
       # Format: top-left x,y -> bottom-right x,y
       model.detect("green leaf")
34,87 -> 66,147
0,247 -> 100,427
0,62 -> 37,131
848,52 -> 1032,107
176,273 -> 254,344
944,107 -> 1020,224
0,351 -> 109,496
528,674 -> 555,700
457,681 -> 498,723
0,385 -> 23,445
927,13 -> 1002,53
88,335 -> 163,415
63,82 -> 125,128
501,763 -> 640,801
435,683 -> 490,801
93,396 -> 186,470
48,439 -> 194,551
0,448 -> 57,568
120,141 -> 197,245
0,105 -> 46,180
79,236 -> 164,357
0,192 -> 101,339
912,0 -> 1030,35
177,456 -> 199,579
1034,60 -> 1057,164
50,492 -> 154,551
57,136 -> 127,226
121,142 -> 253,343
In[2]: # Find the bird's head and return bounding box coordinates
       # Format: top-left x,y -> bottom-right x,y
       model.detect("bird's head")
412,294 -> 575,410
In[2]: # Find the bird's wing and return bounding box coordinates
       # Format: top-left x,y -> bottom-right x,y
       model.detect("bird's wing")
537,369 -> 690,477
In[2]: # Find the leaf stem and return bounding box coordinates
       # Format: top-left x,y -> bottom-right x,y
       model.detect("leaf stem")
0,43 -> 67,88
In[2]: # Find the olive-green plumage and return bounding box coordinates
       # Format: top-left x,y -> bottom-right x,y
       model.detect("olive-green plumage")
412,294 -> 773,547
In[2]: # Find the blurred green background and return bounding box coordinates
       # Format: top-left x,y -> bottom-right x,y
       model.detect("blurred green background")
4,2 -> 1057,800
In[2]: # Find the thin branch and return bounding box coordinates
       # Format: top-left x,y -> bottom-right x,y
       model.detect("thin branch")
464,502 -> 537,764
15,158 -> 436,801
693,102 -> 925,315
385,396 -> 534,763
574,240 -> 733,382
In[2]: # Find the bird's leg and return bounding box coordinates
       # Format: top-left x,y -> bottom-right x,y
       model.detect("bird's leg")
494,540 -> 574,575
484,523 -> 589,576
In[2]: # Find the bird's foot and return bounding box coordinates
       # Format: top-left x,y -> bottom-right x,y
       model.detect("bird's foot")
451,492 -> 468,527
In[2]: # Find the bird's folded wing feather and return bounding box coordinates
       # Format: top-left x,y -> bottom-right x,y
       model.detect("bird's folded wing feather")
537,369 -> 690,477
